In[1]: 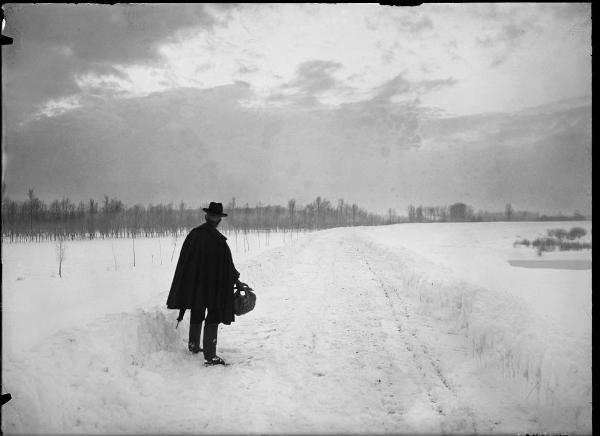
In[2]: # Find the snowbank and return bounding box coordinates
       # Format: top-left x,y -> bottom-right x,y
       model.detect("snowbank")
358,235 -> 591,432
2,308 -> 187,434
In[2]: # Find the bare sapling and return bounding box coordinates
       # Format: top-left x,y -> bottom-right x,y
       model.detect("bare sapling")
111,241 -> 118,271
158,237 -> 163,265
170,233 -> 178,263
243,228 -> 250,252
55,236 -> 67,278
132,236 -> 136,267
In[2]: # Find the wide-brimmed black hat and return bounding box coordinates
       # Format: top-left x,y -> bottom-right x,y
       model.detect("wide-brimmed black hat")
203,202 -> 228,217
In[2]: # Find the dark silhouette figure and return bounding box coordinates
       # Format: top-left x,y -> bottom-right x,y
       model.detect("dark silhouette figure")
166,202 -> 247,366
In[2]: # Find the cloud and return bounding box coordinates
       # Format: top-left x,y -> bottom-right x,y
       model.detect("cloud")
195,63 -> 213,74
3,84 -> 263,204
371,74 -> 411,103
237,61 -> 259,75
489,56 -> 507,69
2,80 -> 429,207
395,14 -> 433,34
266,92 -> 319,108
328,96 -> 424,151
420,97 -> 591,151
472,14 -> 531,68
502,23 -> 526,42
475,36 -> 494,47
2,79 -> 591,215
415,78 -> 458,93
370,74 -> 457,103
381,51 -> 395,65
2,4 -> 224,124
4,4 -> 220,64
283,60 -> 343,94
3,40 -> 84,122
267,60 -> 346,106
1,3 -> 591,214
408,97 -> 591,212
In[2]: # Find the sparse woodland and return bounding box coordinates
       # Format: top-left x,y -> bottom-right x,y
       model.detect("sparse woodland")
1,186 -> 589,243
1,188 -> 394,242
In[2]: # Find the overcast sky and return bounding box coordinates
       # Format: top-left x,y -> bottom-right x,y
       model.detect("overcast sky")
1,3 -> 592,215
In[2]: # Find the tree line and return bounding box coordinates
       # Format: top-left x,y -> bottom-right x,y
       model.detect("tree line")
406,202 -> 587,223
1,188 -> 393,242
2,186 -> 589,243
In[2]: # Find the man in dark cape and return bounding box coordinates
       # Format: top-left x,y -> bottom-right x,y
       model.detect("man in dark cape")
166,202 -> 246,366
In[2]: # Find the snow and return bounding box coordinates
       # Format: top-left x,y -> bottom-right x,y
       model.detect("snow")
1,223 -> 592,434
358,221 -> 592,337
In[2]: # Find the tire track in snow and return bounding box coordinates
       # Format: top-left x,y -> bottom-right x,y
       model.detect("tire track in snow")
349,234 -> 478,434
243,229 -> 476,433
353,246 -> 447,416
328,239 -> 419,427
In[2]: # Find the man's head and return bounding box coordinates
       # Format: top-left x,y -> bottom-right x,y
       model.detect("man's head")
205,213 -> 222,227
203,202 -> 227,227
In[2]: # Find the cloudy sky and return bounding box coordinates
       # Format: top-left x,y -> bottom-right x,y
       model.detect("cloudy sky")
1,3 -> 592,215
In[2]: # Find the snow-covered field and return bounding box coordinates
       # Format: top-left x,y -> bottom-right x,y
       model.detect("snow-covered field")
1,222 -> 592,434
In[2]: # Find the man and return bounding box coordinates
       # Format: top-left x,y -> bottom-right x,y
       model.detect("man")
166,202 -> 247,366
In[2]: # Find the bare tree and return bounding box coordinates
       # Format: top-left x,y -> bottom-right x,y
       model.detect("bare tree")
288,199 -> 296,239
337,198 -> 345,226
388,208 -> 397,224
111,241 -> 118,271
415,206 -> 424,222
55,236 -> 67,278
132,237 -> 136,267
314,196 -> 322,229
171,233 -> 178,262
178,201 -> 186,234
351,203 -> 358,226
27,188 -> 36,237
505,203 -> 513,221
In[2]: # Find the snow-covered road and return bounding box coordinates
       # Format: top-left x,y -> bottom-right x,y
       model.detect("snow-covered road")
2,227 -> 591,434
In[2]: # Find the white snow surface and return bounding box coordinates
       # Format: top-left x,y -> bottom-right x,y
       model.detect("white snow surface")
1,223 -> 592,434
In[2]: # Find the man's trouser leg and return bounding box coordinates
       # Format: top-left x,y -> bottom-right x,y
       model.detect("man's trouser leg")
203,309 -> 220,360
189,308 -> 204,353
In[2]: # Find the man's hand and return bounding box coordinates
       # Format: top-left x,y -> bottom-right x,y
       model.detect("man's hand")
236,279 -> 249,289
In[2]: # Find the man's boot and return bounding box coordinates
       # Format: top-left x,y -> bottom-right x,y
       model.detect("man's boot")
188,322 -> 202,354
203,323 -> 225,365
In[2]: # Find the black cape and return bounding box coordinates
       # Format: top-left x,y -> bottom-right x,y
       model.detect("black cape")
166,223 -> 240,325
